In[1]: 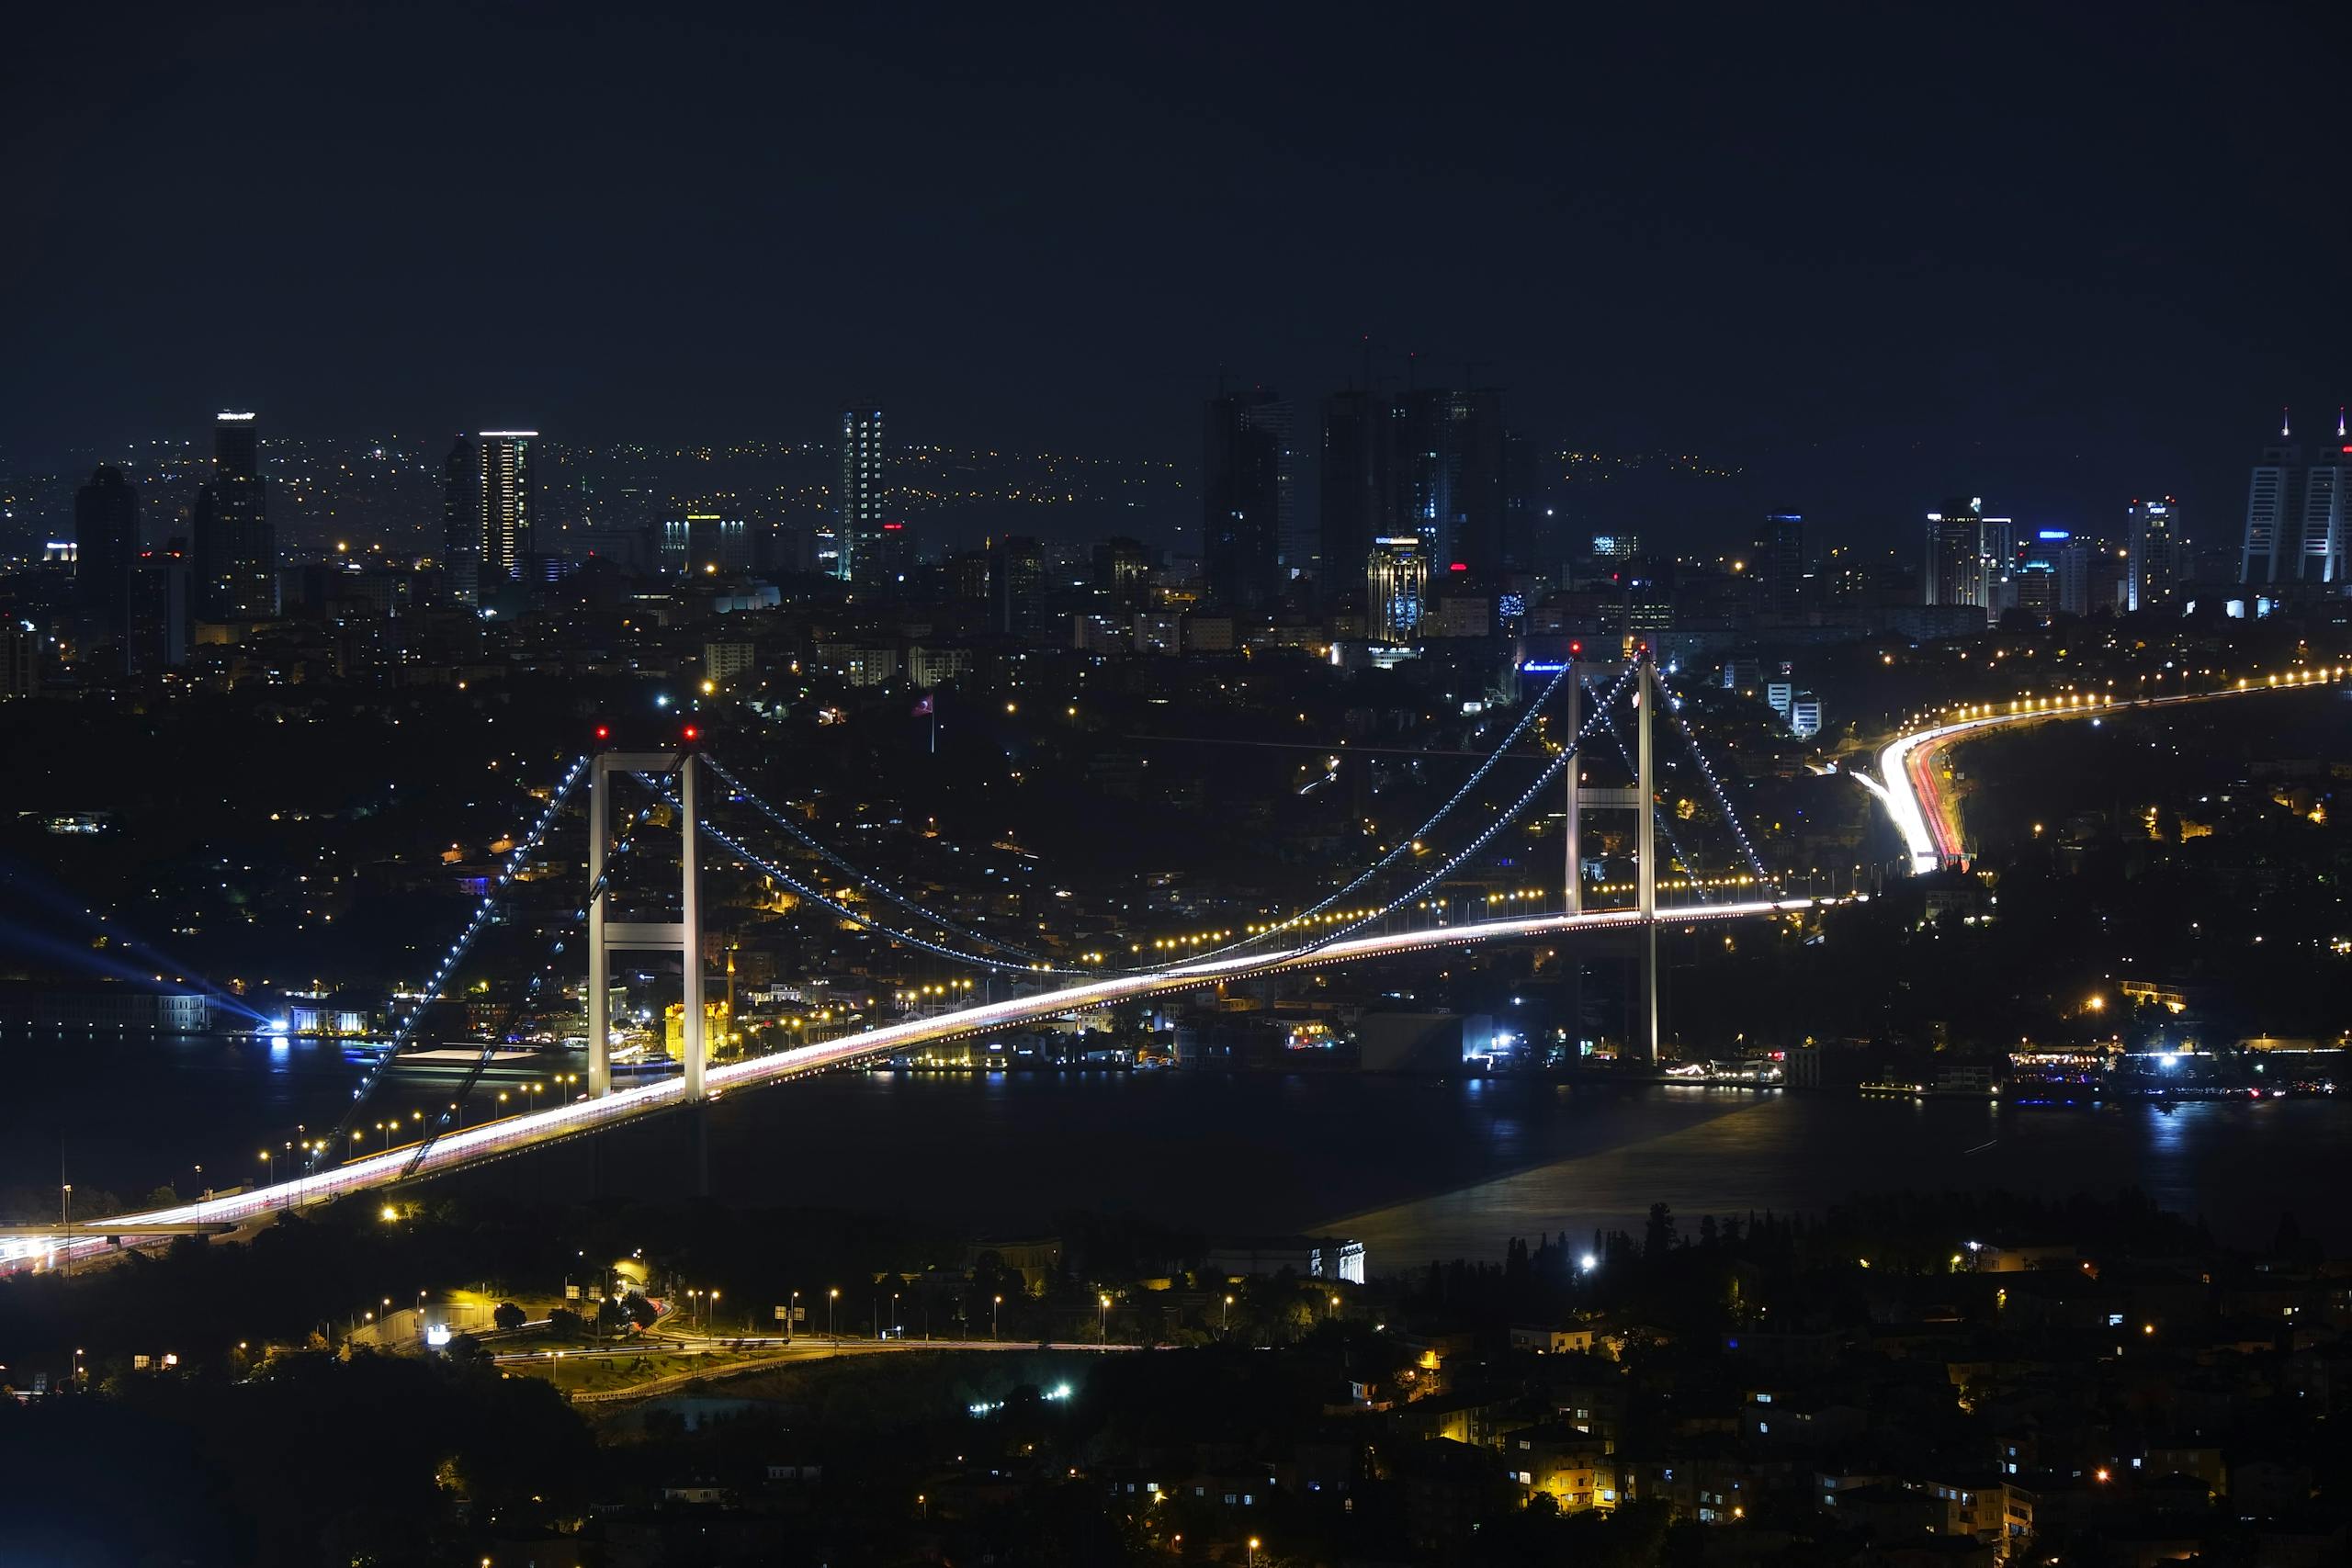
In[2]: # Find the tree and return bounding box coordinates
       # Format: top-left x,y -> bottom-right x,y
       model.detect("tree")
492,1302 -> 526,1332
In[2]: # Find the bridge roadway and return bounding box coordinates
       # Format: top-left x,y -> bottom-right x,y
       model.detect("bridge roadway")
1871,664 -> 2350,874
8,896 -> 1834,1270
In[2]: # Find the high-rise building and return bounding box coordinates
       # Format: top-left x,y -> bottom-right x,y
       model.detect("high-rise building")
1925,498 -> 1986,613
1979,513 -> 2018,618
1203,389 -> 1289,610
2298,411 -> 2352,584
191,412 -> 275,619
659,514 -> 752,577
2128,496 -> 2187,612
1396,387 -> 1507,576
2053,536 -> 2094,617
2014,530 -> 2069,620
1317,383 -> 1509,600
130,546 -> 191,674
1318,389 -> 1392,600
1365,535 -> 1430,642
2236,408 -> 2352,584
989,534 -> 1048,638
1092,536 -> 1152,606
1757,513 -> 1806,615
475,431 -> 537,582
2233,409 -> 2350,584
73,466 -> 140,644
2240,414 -> 2300,583
0,627 -> 37,698
837,408 -> 887,585
440,435 -> 480,604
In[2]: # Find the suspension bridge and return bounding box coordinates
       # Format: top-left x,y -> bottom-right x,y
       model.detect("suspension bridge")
13,649 -> 1839,1269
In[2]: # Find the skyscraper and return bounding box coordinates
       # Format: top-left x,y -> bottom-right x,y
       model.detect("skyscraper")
837,408 -> 886,585
1396,388 -> 1507,576
2128,496 -> 2186,612
2297,411 -> 2352,584
1317,383 -> 1507,599
74,466 -> 140,644
2240,412 -> 2304,582
1318,389 -> 1392,601
1925,497 -> 1985,613
191,412 -> 275,619
660,514 -> 752,576
989,534 -> 1047,637
1757,513 -> 1806,615
1365,535 -> 1430,641
440,434 -> 480,604
475,431 -> 537,581
1203,389 -> 1290,610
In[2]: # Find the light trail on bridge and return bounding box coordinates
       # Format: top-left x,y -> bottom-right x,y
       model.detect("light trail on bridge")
1865,662 -> 2352,874
4,894 -> 1842,1271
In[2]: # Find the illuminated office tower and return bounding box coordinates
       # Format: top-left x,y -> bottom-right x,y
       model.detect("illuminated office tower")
191,412 -> 275,618
2240,412 -> 2301,583
475,431 -> 537,581
837,408 -> 887,585
1924,497 -> 1985,613
1365,535 -> 1430,641
2297,411 -> 2351,583
2128,496 -> 2186,611
1757,512 -> 1806,615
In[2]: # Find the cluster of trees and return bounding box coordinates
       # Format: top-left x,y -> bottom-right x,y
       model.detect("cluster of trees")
0,1349 -> 591,1566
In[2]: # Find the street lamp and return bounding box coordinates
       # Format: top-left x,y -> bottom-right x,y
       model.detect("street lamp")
1329,1293 -> 1340,1321
710,1289 -> 721,1333
788,1290 -> 799,1344
1099,1292 -> 1111,1343
992,1294 -> 1002,1342
1222,1294 -> 1234,1332
828,1287 -> 839,1338
891,1292 -> 900,1338
1248,1538 -> 1261,1567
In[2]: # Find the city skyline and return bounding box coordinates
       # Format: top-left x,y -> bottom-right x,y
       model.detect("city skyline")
6,5 -> 2348,545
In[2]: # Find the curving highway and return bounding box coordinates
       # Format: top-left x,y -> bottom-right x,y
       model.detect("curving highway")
6,896 -> 1840,1271
1867,663 -> 2352,874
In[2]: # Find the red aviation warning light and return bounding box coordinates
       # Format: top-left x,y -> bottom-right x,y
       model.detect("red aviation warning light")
594,725 -> 610,741
681,725 -> 700,742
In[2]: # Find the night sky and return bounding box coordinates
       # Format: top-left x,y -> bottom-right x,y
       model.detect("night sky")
6,2 -> 2349,546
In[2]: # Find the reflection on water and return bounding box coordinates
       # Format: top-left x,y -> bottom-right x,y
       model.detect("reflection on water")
1336,1092 -> 2352,1265
7,1037 -> 2345,1269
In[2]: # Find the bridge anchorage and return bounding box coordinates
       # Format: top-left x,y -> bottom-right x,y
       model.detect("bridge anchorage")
7,645 -> 1838,1272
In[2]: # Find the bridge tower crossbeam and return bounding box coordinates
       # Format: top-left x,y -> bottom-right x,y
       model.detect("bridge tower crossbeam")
1561,650 -> 1663,1062
587,751 -> 705,1101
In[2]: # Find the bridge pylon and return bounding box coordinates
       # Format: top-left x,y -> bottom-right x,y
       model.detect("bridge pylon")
1563,648 -> 1663,1064
587,750 -> 706,1101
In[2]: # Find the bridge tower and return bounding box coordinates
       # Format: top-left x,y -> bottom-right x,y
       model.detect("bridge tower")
1560,648 -> 1663,1063
586,750 -> 706,1101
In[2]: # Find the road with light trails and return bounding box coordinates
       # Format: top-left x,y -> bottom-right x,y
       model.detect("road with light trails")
6,895 -> 1842,1270
1865,663 -> 2352,874
503,1337 -> 1149,1404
